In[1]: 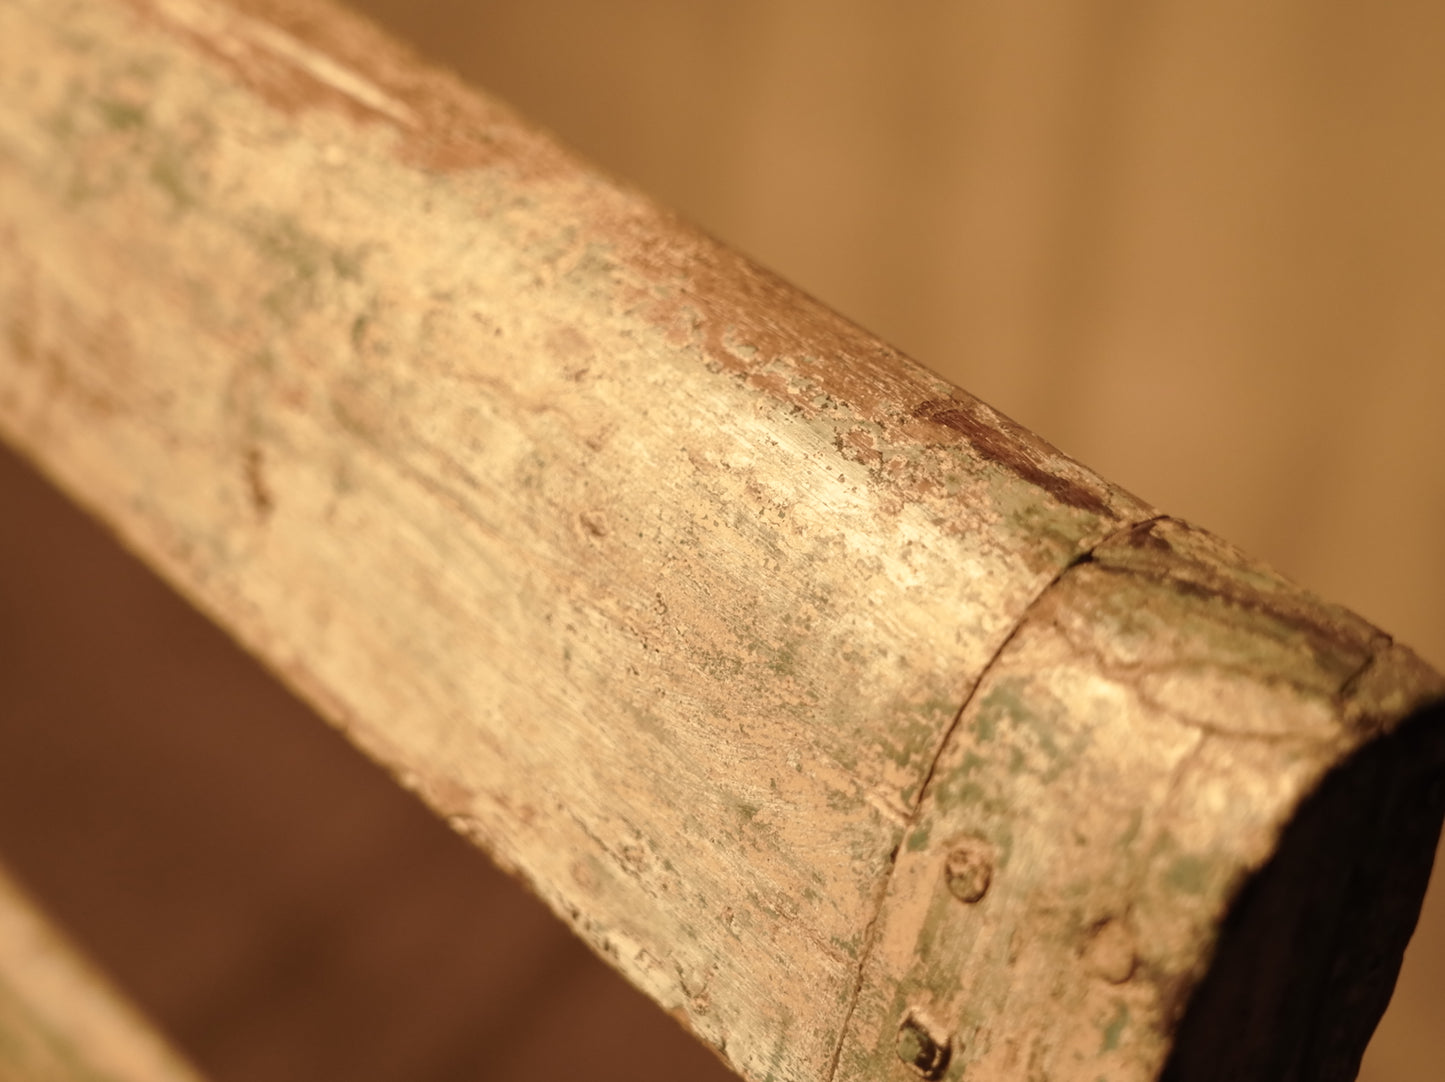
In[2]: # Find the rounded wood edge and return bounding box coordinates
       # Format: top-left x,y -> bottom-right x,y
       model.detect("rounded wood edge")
835,520 -> 1445,1082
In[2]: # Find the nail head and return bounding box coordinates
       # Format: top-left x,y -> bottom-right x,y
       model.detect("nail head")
896,1013 -> 951,1079
944,838 -> 993,904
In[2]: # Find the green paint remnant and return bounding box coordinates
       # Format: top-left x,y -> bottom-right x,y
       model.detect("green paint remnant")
1120,808 -> 1144,849
697,650 -> 744,681
95,98 -> 145,130
934,775 -> 990,814
913,894 -> 950,961
1166,854 -> 1212,896
252,215 -> 322,273
44,103 -> 76,145
768,641 -> 798,677
253,216 -> 325,320
1004,491 -> 1100,572
896,1023 -> 928,1065
247,213 -> 368,322
331,246 -> 366,281
907,823 -> 932,852
149,149 -> 193,211
967,676 -> 1090,784
1101,1000 -> 1129,1052
991,822 -> 1015,868
957,750 -> 987,777
973,682 -> 1035,743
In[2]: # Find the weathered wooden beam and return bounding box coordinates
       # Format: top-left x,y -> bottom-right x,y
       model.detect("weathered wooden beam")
0,864 -> 207,1082
0,2 -> 1440,1081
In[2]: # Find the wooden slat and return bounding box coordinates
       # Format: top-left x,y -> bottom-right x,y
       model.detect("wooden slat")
0,2 -> 1440,1080
0,865 -> 206,1082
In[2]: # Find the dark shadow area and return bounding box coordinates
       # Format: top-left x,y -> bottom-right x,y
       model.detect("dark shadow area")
0,441 -> 738,1082
1161,699 -> 1445,1082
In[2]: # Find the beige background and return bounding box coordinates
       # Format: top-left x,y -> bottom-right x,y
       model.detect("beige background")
0,1 -> 1439,1080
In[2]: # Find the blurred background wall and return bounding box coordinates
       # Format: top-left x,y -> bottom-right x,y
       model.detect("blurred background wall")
0,1 -> 1439,1080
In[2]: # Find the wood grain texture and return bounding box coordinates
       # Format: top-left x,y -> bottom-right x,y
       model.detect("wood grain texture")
0,2 -> 1440,1080
0,865 -> 206,1082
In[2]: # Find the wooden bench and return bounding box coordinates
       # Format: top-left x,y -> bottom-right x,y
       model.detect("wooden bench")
2,2 -> 1442,1080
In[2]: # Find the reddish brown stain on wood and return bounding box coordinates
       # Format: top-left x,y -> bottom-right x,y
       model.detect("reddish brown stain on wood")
911,397 -> 1113,516
116,0 -> 394,128
118,0 -> 573,177
223,0 -> 567,175
112,0 -> 1137,552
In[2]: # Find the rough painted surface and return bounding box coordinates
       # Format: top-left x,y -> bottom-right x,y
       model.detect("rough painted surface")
838,520 -> 1445,1082
0,2 -> 1440,1081
0,865 -> 206,1082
